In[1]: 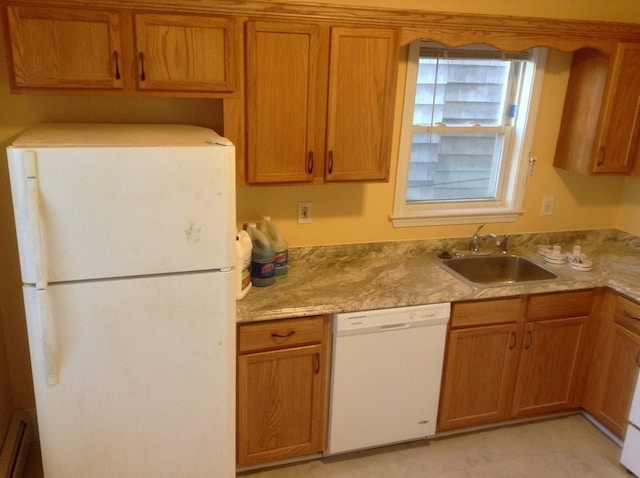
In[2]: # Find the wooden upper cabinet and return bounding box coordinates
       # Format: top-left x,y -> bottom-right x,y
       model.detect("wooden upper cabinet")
5,6 -> 238,96
245,21 -> 399,184
325,27 -> 398,182
554,42 -> 640,175
6,6 -> 123,90
134,13 -> 236,93
245,21 -> 322,183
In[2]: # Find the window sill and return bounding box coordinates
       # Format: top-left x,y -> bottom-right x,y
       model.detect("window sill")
390,208 -> 523,227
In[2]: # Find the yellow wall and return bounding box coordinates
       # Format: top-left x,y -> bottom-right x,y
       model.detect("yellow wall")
236,47 -> 627,246
619,179 -> 640,235
1,0 -> 639,415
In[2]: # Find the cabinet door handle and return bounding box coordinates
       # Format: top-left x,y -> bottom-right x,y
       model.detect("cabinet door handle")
139,52 -> 146,81
624,310 -> 640,321
307,151 -> 314,174
314,352 -> 320,374
509,331 -> 517,350
328,151 -> 334,174
525,329 -> 533,349
637,351 -> 640,368
596,145 -> 605,166
271,330 -> 295,340
113,51 -> 121,80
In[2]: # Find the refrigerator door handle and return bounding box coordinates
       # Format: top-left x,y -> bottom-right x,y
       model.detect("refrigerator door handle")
36,288 -> 58,385
24,151 -> 48,290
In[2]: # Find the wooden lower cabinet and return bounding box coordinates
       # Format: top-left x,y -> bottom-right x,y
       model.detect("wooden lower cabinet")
438,290 -> 594,432
511,316 -> 586,417
584,291 -> 640,438
236,315 -> 330,467
438,323 -> 521,430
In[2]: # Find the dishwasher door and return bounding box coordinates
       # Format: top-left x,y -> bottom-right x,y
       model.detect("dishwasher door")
326,303 -> 450,455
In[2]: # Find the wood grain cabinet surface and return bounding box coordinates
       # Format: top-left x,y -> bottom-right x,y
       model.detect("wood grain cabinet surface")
6,5 -> 238,96
438,296 -> 525,431
554,42 -> 640,175
245,20 -> 398,184
236,315 -> 330,467
438,290 -> 595,432
6,6 -> 124,90
584,290 -> 640,438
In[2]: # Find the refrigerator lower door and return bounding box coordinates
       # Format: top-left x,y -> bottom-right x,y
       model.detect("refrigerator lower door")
23,271 -> 235,478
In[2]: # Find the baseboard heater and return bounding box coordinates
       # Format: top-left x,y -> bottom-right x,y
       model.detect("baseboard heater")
0,410 -> 33,478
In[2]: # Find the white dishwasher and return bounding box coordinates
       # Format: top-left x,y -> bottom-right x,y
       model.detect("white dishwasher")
326,303 -> 450,455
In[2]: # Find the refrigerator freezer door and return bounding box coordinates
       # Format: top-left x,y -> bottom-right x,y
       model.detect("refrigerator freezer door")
8,142 -> 235,284
23,271 -> 235,478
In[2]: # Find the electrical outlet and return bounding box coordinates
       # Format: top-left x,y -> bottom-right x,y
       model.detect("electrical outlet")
541,196 -> 554,216
298,202 -> 312,224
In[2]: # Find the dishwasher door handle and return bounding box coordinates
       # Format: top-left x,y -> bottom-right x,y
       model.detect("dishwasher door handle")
379,323 -> 411,330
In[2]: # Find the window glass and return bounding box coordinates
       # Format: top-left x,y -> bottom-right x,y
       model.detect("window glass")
392,42 -> 546,226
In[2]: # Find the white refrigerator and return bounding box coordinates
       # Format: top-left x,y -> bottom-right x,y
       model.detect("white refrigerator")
7,123 -> 237,477
621,371 -> 640,475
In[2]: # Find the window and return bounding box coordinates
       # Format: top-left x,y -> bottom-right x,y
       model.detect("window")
391,41 -> 547,226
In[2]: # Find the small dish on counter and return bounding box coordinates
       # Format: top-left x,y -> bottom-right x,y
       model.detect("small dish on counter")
567,253 -> 594,272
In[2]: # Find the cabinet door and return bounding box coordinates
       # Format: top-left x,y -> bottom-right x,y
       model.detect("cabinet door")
594,43 -> 640,174
245,21 -> 322,184
237,344 -> 327,466
6,6 -> 123,89
325,27 -> 398,182
512,317 -> 585,417
437,323 -> 521,431
590,324 -> 640,438
134,13 -> 236,92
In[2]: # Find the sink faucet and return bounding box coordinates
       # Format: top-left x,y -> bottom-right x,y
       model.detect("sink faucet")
470,224 -> 509,254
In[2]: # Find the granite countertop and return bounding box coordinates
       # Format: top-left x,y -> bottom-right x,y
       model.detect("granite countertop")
236,229 -> 640,322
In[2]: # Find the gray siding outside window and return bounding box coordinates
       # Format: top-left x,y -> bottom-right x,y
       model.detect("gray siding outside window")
408,59 -> 510,202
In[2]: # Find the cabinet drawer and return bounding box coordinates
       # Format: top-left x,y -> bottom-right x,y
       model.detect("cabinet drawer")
614,295 -> 640,335
238,316 -> 327,354
451,297 -> 522,328
526,289 -> 594,321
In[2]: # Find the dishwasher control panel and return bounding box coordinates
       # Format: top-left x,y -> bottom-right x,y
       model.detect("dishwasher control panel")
335,302 -> 450,335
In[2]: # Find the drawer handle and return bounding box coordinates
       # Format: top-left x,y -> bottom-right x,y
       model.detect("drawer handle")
624,310 -> 640,321
271,330 -> 296,340
509,331 -> 517,350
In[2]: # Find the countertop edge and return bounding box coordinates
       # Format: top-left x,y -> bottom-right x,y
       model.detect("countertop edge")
236,228 -> 640,322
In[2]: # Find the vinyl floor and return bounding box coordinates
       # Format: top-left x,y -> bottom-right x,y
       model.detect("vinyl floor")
23,414 -> 631,477
238,414 -> 631,478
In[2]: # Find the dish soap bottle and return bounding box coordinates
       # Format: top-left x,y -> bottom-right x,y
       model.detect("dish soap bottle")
246,223 -> 276,287
259,216 -> 289,276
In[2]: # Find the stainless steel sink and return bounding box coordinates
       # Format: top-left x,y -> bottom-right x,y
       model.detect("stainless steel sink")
439,254 -> 562,287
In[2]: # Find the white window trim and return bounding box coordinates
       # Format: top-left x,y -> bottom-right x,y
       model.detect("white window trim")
391,42 -> 547,227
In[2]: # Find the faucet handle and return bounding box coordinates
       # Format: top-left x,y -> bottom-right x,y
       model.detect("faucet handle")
473,224 -> 485,236
497,234 -> 509,253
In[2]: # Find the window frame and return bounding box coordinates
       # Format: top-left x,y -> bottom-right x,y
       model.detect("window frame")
391,41 -> 547,227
